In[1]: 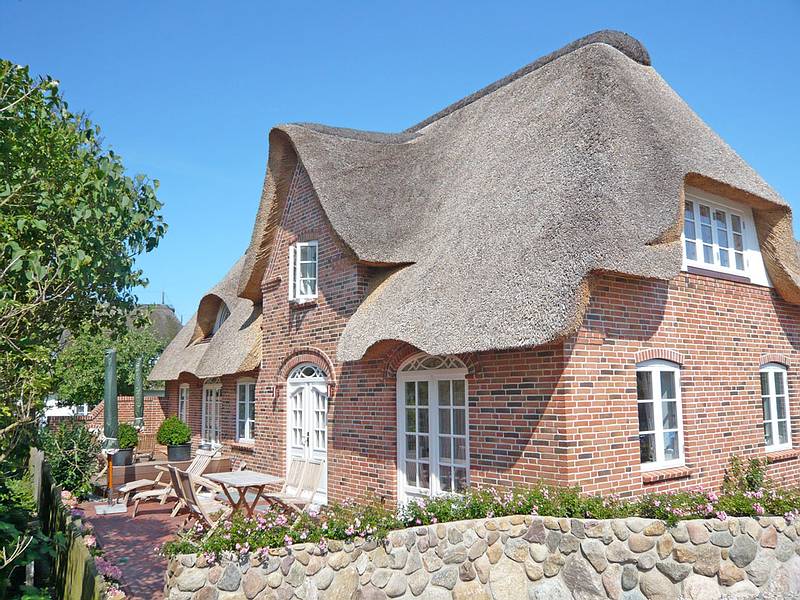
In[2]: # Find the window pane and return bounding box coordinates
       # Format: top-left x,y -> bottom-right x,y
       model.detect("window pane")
419,462 -> 430,489
733,233 -> 743,252
734,252 -> 744,271
684,219 -> 696,240
439,437 -> 451,460
406,435 -> 416,459
405,382 -> 416,405
663,431 -> 680,461
440,466 -> 452,492
778,421 -> 789,445
300,244 -> 316,262
764,422 -> 774,447
719,249 -> 729,268
237,419 -> 245,440
454,437 -> 466,461
660,371 -> 676,399
439,408 -> 451,434
453,409 -> 466,435
638,402 -> 655,432
419,436 -> 429,459
418,382 -> 429,405
777,395 -> 787,420
685,200 -> 694,221
662,401 -> 678,429
700,205 -> 711,224
762,397 -> 771,422
438,380 -> 451,406
714,209 -> 727,229
419,407 -> 429,433
760,372 -> 769,396
703,244 -> 714,264
452,380 -> 465,406
639,433 -> 656,463
774,372 -> 785,396
300,261 -> 316,279
454,468 -> 467,492
701,224 -> 713,244
406,409 -> 416,432
406,462 -> 416,486
636,371 -> 652,400
717,227 -> 728,249
685,240 -> 697,261
731,214 -> 742,233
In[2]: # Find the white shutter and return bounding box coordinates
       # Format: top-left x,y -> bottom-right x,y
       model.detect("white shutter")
287,245 -> 295,300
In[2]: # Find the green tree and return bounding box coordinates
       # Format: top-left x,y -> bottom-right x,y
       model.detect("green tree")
54,318 -> 167,407
0,60 -> 166,460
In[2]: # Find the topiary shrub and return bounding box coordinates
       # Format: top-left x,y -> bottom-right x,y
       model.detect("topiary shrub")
157,416 -> 191,446
117,423 -> 139,449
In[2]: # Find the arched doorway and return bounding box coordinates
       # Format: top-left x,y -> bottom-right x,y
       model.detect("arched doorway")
286,364 -> 328,504
396,354 -> 469,503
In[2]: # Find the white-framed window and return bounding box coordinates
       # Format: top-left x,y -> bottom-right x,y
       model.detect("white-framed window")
636,359 -> 684,471
760,363 -> 792,452
201,383 -> 221,446
397,354 -> 469,502
288,241 -> 318,302
681,188 -> 770,286
237,380 -> 256,442
212,303 -> 231,335
178,384 -> 189,422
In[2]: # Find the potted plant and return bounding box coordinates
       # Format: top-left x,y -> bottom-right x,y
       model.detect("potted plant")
113,423 -> 139,466
157,416 -> 192,461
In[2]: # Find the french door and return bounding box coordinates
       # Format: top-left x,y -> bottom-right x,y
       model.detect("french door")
397,355 -> 469,503
286,365 -> 328,504
202,384 -> 221,446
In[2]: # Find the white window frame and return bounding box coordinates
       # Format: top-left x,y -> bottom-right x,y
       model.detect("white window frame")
760,363 -> 793,453
211,303 -> 231,334
201,383 -> 222,447
636,359 -> 685,472
288,240 -> 319,302
178,384 -> 189,422
681,188 -> 770,287
396,354 -> 470,503
236,379 -> 256,442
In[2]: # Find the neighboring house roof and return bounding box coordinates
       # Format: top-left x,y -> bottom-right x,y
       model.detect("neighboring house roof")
129,303 -> 182,343
149,256 -> 262,380
237,30 -> 800,362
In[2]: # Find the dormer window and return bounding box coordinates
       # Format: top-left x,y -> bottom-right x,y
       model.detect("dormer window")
681,189 -> 770,286
211,302 -> 230,334
288,241 -> 318,302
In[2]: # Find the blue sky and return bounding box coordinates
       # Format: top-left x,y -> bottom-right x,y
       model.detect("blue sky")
2,1 -> 798,322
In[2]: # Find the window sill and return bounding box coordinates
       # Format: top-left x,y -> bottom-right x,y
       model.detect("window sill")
231,441 -> 255,452
642,466 -> 693,484
766,449 -> 799,463
686,266 -> 751,284
290,300 -> 317,311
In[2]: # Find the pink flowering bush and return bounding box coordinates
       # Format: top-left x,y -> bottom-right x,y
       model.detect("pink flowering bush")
160,457 -> 800,559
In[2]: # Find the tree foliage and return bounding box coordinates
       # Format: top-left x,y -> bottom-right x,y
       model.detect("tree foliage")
54,318 -> 168,407
0,60 -> 166,458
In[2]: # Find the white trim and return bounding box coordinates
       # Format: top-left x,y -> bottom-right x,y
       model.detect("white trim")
396,355 -> 470,504
760,363 -> 793,452
236,380 -> 256,442
681,187 -> 770,286
212,303 -> 231,334
288,240 -> 319,302
636,359 -> 685,472
201,382 -> 222,447
178,384 -> 189,422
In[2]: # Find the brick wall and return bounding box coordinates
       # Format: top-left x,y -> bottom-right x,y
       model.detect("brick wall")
48,395 -> 169,438
159,162 -> 800,504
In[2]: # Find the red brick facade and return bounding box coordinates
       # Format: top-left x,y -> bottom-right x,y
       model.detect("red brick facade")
163,164 -> 800,503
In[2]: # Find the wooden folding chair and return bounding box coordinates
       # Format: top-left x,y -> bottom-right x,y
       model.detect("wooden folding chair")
169,466 -> 230,532
266,459 -> 323,512
134,432 -> 156,462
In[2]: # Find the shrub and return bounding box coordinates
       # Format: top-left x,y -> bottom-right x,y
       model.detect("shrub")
117,423 -> 138,450
40,421 -> 100,499
157,416 -> 191,446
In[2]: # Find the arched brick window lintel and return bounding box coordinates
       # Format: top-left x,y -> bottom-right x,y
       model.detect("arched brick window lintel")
277,347 -> 336,386
760,353 -> 790,368
634,348 -> 685,366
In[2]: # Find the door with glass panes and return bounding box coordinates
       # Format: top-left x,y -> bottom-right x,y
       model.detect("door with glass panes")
397,355 -> 469,502
201,384 -> 221,446
286,364 -> 328,504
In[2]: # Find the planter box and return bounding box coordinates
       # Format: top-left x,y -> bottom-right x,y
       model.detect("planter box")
111,448 -> 133,466
167,444 -> 191,462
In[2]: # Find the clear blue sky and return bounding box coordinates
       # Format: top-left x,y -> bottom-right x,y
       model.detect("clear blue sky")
3,1 -> 798,322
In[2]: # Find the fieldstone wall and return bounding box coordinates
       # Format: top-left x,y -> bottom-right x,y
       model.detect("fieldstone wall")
165,515 -> 800,600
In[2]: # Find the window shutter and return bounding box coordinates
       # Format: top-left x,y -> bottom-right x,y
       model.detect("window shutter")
288,245 -> 295,300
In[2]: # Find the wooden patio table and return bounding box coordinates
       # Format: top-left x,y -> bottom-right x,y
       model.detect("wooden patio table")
205,470 -> 284,517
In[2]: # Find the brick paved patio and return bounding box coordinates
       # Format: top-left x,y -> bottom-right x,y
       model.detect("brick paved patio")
81,499 -> 184,599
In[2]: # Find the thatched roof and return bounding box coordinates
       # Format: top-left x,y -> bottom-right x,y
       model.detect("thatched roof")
238,29 -> 800,362
149,256 -> 261,380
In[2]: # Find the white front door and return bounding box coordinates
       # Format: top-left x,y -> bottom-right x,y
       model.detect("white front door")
397,355 -> 469,503
202,384 -> 221,445
286,365 -> 328,504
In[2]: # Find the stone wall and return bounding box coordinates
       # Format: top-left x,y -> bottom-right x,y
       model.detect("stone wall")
165,515 -> 800,600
